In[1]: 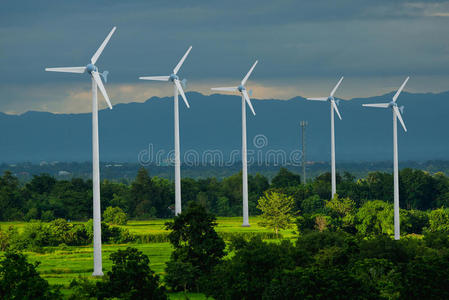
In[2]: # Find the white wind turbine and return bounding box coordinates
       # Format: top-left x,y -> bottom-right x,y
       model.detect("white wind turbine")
45,27 -> 116,276
306,77 -> 344,199
363,77 -> 410,240
139,46 -> 192,216
211,60 -> 258,227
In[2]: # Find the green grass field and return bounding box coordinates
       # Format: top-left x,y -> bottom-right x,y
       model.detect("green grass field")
1,216 -> 295,299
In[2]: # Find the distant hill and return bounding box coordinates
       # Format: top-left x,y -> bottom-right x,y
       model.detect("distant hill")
0,91 -> 448,163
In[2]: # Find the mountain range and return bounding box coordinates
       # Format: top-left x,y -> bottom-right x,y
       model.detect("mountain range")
0,91 -> 448,163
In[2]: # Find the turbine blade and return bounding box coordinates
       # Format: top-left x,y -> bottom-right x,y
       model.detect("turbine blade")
174,79 -> 190,108
332,100 -> 342,120
306,97 -> 328,101
362,103 -> 390,108
242,90 -> 256,116
173,46 -> 192,75
241,60 -> 258,86
330,76 -> 344,97
139,76 -> 170,81
394,106 -> 407,132
392,76 -> 410,102
91,27 -> 117,64
92,71 -> 112,109
211,87 -> 238,92
45,67 -> 86,73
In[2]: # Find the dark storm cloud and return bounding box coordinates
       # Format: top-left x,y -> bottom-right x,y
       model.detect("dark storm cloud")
1,0 -> 449,112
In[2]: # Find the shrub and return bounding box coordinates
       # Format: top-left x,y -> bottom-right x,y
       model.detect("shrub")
103,206 -> 127,225
0,251 -> 60,299
95,247 -> 167,299
85,219 -> 134,244
427,207 -> 449,232
0,226 -> 17,251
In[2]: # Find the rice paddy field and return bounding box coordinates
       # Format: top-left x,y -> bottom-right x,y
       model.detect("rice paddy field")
0,216 -> 296,299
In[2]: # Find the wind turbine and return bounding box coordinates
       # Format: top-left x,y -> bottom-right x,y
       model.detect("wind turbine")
211,60 -> 258,227
139,46 -> 192,216
45,27 -> 116,276
363,77 -> 409,240
306,77 -> 344,199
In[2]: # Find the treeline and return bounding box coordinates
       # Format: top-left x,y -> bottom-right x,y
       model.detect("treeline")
3,203 -> 449,299
1,166 -> 449,221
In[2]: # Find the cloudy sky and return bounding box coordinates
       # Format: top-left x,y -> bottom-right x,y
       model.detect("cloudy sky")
1,0 -> 449,113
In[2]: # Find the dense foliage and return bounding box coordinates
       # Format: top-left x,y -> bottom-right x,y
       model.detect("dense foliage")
2,166 -> 449,222
0,251 -> 60,299
164,202 -> 226,292
0,218 -> 133,252
202,232 -> 449,300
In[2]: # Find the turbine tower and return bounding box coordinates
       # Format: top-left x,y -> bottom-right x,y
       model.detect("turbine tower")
306,77 -> 344,199
211,60 -> 258,227
300,121 -> 308,184
45,27 -> 116,276
139,46 -> 192,216
363,77 -> 409,240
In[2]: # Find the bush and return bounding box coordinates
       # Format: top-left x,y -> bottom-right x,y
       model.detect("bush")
103,206 -> 127,225
135,233 -> 170,243
0,251 -> 60,299
203,237 -> 301,300
18,221 -> 59,250
95,247 -> 167,299
263,266 -> 379,300
164,261 -> 199,292
427,207 -> 449,232
85,219 -> 135,244
0,226 -> 17,251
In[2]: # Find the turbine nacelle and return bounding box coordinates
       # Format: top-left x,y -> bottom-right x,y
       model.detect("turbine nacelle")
238,85 -> 246,92
327,96 -> 339,105
169,74 -> 180,82
86,64 -> 98,74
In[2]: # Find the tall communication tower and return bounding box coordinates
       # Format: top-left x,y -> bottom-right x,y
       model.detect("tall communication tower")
300,121 -> 308,184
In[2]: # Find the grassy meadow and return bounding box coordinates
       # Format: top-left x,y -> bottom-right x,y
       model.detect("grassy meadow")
0,216 -> 296,298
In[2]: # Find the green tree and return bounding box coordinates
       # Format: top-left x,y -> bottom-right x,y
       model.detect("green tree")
0,251 -> 60,299
263,266 -> 379,300
325,194 -> 355,218
301,194 -> 324,214
399,168 -> 436,210
355,200 -> 393,236
325,194 -> 356,232
427,207 -> 449,232
271,167 -> 301,189
165,202 -> 226,291
95,247 -> 166,299
128,168 -> 158,218
257,191 -> 296,236
203,237 -> 304,300
0,171 -> 22,220
103,206 -> 127,225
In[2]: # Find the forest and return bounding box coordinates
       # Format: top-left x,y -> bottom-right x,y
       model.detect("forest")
1,167 -> 449,222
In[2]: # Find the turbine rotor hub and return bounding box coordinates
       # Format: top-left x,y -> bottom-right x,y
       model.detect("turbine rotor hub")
86,64 -> 97,74
238,85 -> 245,92
169,74 -> 179,81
